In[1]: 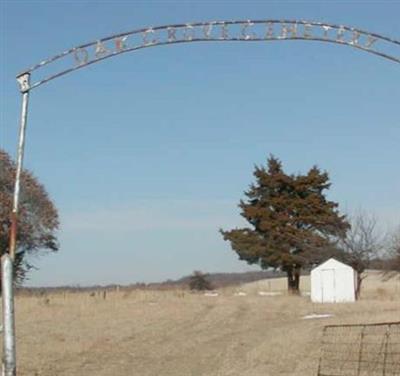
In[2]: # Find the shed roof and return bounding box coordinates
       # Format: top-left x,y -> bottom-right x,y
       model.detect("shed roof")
312,258 -> 353,271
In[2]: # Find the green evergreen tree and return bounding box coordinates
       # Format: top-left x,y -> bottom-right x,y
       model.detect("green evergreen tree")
220,155 -> 349,293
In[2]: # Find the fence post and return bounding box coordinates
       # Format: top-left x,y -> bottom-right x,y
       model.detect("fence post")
1,254 -> 16,376
356,325 -> 366,376
382,325 -> 391,376
317,326 -> 328,376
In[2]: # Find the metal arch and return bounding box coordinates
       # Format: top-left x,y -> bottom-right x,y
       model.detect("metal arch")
16,19 -> 400,92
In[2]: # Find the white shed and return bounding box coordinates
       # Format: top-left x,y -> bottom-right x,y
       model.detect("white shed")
311,258 -> 357,303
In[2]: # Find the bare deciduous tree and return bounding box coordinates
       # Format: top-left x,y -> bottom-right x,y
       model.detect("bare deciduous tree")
386,225 -> 400,272
339,210 -> 383,297
189,271 -> 213,291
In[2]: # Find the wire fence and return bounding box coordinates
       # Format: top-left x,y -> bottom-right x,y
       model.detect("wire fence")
318,322 -> 400,376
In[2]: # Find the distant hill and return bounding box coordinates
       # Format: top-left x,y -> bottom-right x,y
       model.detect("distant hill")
18,270 -> 287,294
122,270 -> 287,291
166,270 -> 287,289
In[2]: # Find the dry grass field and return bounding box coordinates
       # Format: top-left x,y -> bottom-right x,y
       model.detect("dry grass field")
5,271 -> 400,376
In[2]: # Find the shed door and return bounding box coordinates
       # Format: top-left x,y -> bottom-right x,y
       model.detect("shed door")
321,269 -> 335,303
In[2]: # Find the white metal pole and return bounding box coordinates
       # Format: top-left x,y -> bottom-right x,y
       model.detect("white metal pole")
9,74 -> 31,261
1,72 -> 31,376
1,255 -> 16,376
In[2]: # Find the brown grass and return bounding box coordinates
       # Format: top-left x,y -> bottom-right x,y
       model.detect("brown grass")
3,271 -> 399,375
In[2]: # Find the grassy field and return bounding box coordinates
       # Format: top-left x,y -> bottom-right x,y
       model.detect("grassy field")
6,271 -> 400,375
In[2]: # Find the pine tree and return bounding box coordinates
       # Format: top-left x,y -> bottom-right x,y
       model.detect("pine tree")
220,155 -> 349,293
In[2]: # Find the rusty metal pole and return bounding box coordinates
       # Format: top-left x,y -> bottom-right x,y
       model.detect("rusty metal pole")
1,72 -> 31,376
1,255 -> 16,376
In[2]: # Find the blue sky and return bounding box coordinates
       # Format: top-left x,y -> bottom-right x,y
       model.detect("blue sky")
1,1 -> 399,286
